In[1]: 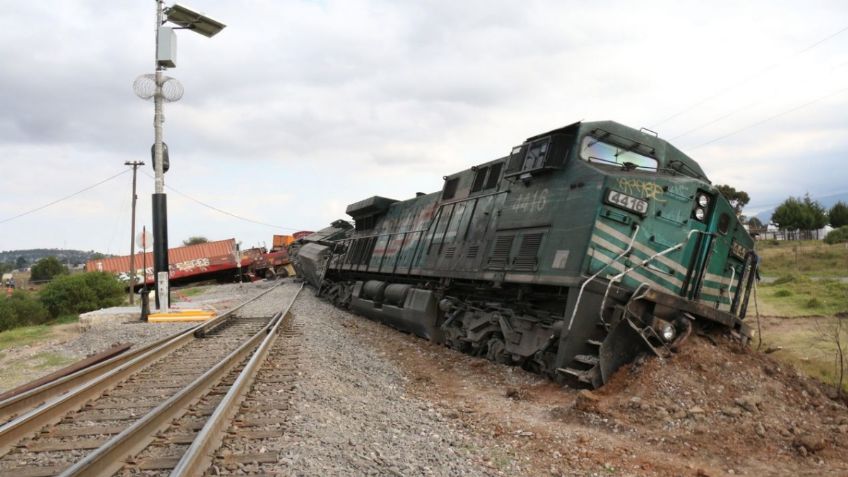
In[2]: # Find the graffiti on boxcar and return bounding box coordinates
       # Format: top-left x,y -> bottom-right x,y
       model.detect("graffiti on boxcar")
174,257 -> 211,272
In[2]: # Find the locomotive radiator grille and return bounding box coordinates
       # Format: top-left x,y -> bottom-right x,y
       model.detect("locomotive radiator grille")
512,232 -> 544,271
487,235 -> 515,269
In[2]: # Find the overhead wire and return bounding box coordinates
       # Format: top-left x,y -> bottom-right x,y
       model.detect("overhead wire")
105,190 -> 130,255
672,53 -> 848,143
140,171 -> 299,231
650,24 -> 848,129
0,169 -> 131,225
669,99 -> 761,141
688,85 -> 848,150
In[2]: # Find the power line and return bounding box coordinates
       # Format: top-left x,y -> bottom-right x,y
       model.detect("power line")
669,99 -> 761,141
0,169 -> 131,225
141,171 -> 299,231
650,24 -> 848,129
688,85 -> 848,150
670,52 -> 848,142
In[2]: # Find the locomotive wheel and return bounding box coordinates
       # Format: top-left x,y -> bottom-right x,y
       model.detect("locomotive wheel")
443,325 -> 467,352
485,336 -> 510,364
337,282 -> 353,308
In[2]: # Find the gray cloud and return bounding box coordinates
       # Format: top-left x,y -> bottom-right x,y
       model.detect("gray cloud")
1,0 -> 848,251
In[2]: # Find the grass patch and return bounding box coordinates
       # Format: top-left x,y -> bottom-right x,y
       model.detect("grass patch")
756,240 -> 848,278
51,314 -> 79,325
760,316 -> 848,393
0,325 -> 52,350
174,286 -> 208,298
756,278 -> 848,317
33,352 -> 74,370
0,316 -> 78,351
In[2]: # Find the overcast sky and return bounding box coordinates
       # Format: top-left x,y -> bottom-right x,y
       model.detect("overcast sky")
1,0 -> 846,254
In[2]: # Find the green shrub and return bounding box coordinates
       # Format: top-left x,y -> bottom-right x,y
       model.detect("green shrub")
774,289 -> 792,297
824,226 -> 848,245
30,256 -> 68,282
0,291 -> 50,332
39,272 -> 124,318
805,298 -> 823,309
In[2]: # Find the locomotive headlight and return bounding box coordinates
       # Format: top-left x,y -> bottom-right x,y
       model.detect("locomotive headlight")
697,193 -> 709,208
653,319 -> 676,342
661,323 -> 676,342
694,207 -> 706,221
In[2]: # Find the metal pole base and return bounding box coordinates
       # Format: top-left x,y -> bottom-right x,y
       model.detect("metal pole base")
152,193 -> 170,309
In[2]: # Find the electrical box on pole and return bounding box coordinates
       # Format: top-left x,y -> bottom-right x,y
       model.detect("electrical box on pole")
150,142 -> 170,173
157,27 -> 177,68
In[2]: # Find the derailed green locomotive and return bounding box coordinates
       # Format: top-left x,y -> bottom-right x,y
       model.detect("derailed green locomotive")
294,120 -> 758,388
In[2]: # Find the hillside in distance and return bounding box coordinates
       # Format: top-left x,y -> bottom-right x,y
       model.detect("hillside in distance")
0,249 -> 109,268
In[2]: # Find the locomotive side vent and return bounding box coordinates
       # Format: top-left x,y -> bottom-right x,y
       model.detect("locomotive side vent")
466,244 -> 480,259
487,235 -> 515,269
512,232 -> 544,271
443,246 -> 456,259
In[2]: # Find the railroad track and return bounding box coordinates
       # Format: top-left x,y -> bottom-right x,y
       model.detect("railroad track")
0,280 -> 303,477
0,282 -> 286,426
175,306 -> 303,476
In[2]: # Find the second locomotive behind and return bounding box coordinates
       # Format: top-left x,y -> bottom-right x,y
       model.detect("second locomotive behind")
294,120 -> 758,388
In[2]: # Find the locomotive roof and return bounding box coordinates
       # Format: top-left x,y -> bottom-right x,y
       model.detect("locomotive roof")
533,120 -> 710,182
345,120 -> 711,215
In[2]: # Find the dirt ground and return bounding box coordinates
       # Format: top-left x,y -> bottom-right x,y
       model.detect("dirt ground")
347,316 -> 848,477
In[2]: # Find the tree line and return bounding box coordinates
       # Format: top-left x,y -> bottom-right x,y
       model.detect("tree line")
770,196 -> 848,240
714,185 -> 847,243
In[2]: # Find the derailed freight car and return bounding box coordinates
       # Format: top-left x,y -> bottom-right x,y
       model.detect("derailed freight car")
87,238 -> 293,286
294,120 -> 758,388
87,239 -> 244,286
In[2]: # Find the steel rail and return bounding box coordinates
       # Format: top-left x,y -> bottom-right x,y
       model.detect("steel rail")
0,281 -> 284,456
171,282 -> 303,476
59,285 -> 301,476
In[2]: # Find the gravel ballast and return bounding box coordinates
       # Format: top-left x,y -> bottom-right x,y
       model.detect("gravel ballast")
64,281 -> 286,360
267,290 -> 498,476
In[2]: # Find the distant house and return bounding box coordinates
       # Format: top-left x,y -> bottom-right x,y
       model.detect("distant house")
756,223 -> 833,241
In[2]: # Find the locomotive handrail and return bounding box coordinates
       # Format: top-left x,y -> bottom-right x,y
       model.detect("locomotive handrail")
340,228 -> 429,241
566,224 -> 640,332
722,265 -> 736,305
596,228 -> 708,325
438,189 -> 508,207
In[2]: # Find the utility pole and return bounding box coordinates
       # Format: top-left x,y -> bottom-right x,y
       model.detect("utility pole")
125,161 -> 144,304
152,0 -> 170,311
141,1 -> 224,312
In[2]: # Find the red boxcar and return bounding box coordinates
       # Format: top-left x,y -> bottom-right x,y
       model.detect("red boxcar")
86,239 -> 246,285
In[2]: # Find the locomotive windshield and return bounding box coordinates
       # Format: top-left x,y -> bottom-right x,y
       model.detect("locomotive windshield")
579,136 -> 658,172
